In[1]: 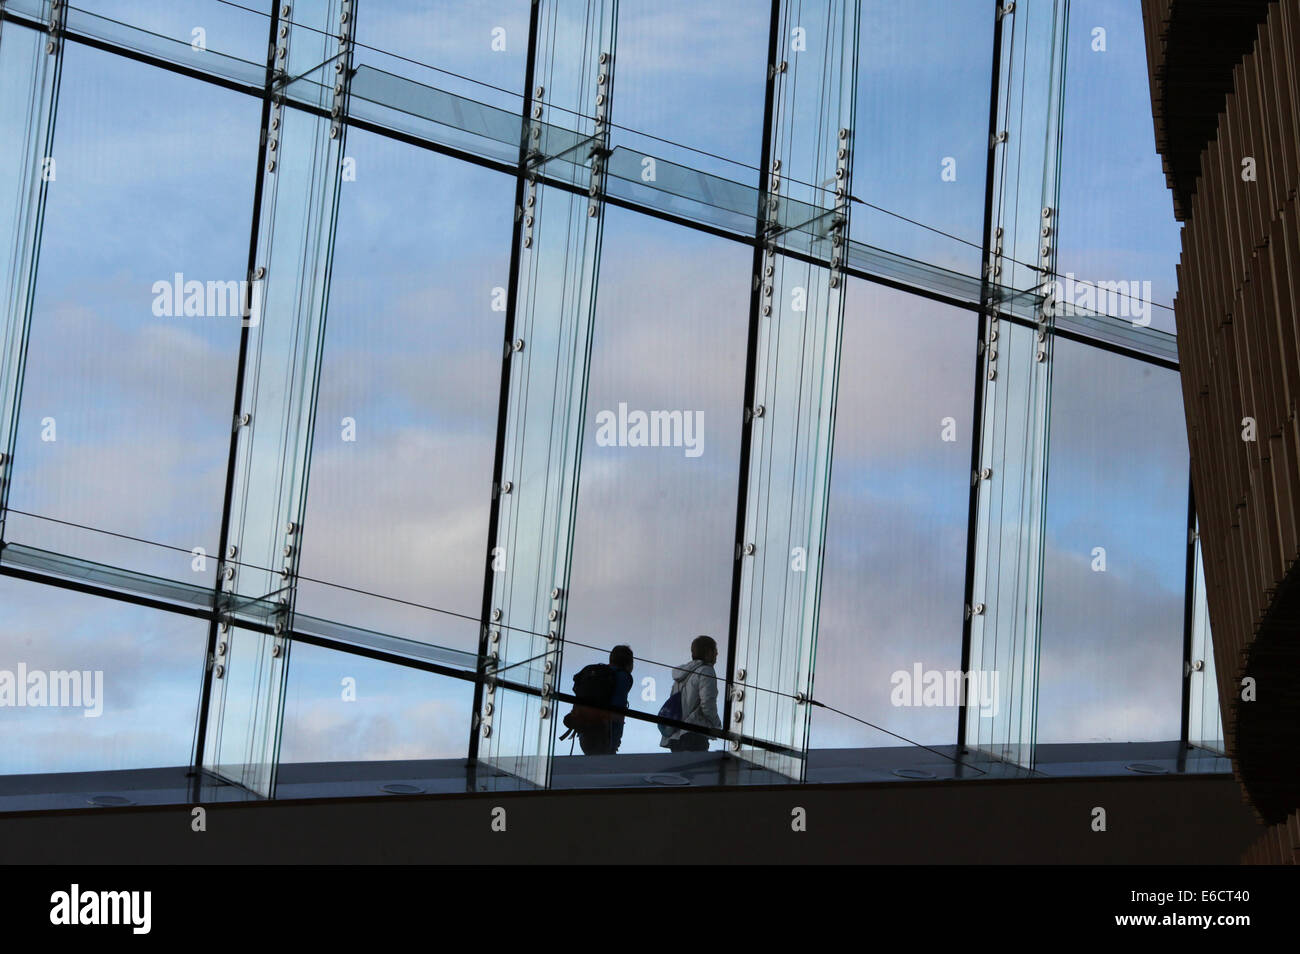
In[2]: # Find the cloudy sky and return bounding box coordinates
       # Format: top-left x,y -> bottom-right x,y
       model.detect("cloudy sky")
0,0 -> 1194,778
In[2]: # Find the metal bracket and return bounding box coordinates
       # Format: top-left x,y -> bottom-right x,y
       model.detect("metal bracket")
985,226 -> 1004,284
330,0 -> 354,140
830,128 -> 851,288
522,176 -> 537,249
45,0 -> 66,53
758,246 -> 777,317
1036,208 -> 1055,363
585,51 -> 612,216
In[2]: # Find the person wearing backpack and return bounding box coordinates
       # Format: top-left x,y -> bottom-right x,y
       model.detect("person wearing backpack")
658,635 -> 722,753
604,645 -> 635,753
559,645 -> 634,755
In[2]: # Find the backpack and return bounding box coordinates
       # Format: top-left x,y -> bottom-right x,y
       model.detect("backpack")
657,691 -> 682,740
657,676 -> 685,740
572,662 -> 616,706
559,663 -> 617,739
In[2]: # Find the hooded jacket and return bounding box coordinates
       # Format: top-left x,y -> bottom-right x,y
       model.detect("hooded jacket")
660,659 -> 722,747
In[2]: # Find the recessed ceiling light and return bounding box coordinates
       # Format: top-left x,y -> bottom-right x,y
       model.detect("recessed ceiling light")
380,783 -> 424,795
643,773 -> 691,786
1124,763 -> 1169,775
892,768 -> 936,780
87,795 -> 134,807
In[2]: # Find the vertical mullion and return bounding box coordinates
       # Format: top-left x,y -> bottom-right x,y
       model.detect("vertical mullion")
469,0 -> 543,766
474,0 -> 618,789
1180,480 -> 1197,747
962,0 -> 1069,769
723,0 -> 783,738
195,0 -> 356,798
957,0 -> 1007,757
0,0 -> 65,542
190,0 -> 284,797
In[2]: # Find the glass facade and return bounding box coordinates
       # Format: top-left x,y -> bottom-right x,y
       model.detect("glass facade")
0,0 -> 1219,803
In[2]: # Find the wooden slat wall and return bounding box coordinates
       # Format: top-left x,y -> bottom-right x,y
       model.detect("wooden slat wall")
1143,0 -> 1276,219
1159,0 -> 1300,863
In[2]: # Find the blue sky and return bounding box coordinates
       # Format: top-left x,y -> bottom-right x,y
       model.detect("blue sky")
0,0 -> 1194,776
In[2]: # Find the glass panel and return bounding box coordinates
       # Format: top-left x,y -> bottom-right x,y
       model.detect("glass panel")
68,0 -> 272,69
481,179 -> 600,785
205,623 -> 285,794
966,318 -> 1050,765
963,0 -> 1070,770
0,542 -> 213,612
852,0 -> 994,276
558,207 -> 749,756
198,3 -> 355,798
1187,532 -> 1225,752
814,282 -> 976,749
844,239 -> 985,305
3,0 -> 271,90
4,42 -> 258,583
729,0 -> 858,780
0,18 -> 60,543
219,101 -> 337,606
0,575 -> 205,775
609,0 -> 767,178
479,0 -> 618,788
604,145 -> 757,236
734,253 -> 840,777
1056,0 -> 1181,333
1036,339 -> 1188,743
278,642 -> 472,767
351,0 -> 529,111
295,128 -> 513,656
991,0 -> 1069,298
475,682 -> 549,791
338,64 -> 525,167
292,615 -> 478,672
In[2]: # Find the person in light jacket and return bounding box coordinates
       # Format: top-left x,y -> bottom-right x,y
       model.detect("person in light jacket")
660,635 -> 722,752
